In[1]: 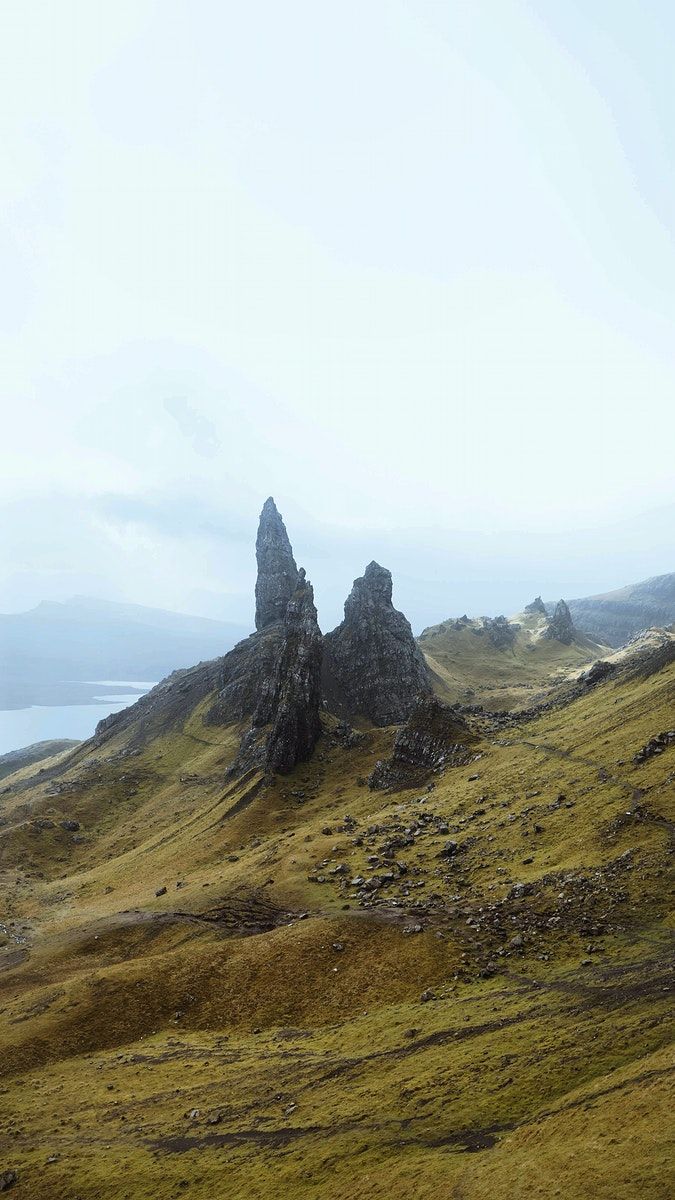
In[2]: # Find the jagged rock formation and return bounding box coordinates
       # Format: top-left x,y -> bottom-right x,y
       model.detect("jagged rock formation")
98,498 -> 317,777
369,695 -> 479,790
481,615 -> 518,649
254,497 -> 299,631
208,499 -> 304,732
544,599 -> 575,644
235,571 -> 323,775
215,500 -> 322,775
579,659 -> 616,687
323,561 -> 431,726
524,595 -> 547,616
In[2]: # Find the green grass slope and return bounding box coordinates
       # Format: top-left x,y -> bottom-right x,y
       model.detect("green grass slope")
419,611 -> 610,709
0,646 -> 673,1200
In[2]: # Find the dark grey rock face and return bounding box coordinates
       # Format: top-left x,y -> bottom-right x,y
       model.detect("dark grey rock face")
369,694 -> 478,789
544,600 -> 576,645
481,615 -> 518,649
524,595 -> 547,616
204,624 -> 286,728
233,571 -> 323,775
580,659 -> 616,687
323,561 -> 431,726
254,497 -> 299,631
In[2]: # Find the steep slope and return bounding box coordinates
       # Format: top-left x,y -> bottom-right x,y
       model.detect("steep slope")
0,612 -> 672,1199
567,571 -> 675,646
418,610 -> 608,710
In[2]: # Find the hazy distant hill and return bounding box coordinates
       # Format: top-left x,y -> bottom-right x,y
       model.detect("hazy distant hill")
0,596 -> 250,709
0,739 -> 79,781
566,572 -> 675,646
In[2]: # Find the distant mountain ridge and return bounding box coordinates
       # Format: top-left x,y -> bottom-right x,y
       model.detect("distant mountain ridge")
0,596 -> 250,709
0,740 -> 79,781
565,572 -> 675,647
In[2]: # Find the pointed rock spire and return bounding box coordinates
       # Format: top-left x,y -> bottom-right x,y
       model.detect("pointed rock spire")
524,595 -> 547,616
544,599 -> 575,644
323,561 -> 431,726
254,497 -> 299,631
344,560 -> 393,615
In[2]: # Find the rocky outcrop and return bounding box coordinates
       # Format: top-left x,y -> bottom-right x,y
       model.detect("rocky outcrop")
254,497 -> 299,631
632,730 -> 675,765
323,561 -> 431,726
481,615 -> 518,649
369,695 -> 479,790
96,620 -> 291,750
94,501 -> 443,774
95,654 -> 229,749
544,600 -> 575,645
579,659 -> 616,687
233,571 -> 323,775
524,595 -> 547,616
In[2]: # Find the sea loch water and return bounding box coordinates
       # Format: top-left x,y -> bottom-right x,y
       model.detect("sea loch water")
0,682 -> 155,756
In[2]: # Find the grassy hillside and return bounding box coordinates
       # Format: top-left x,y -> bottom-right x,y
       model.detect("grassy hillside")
0,644 -> 673,1199
418,611 -> 609,709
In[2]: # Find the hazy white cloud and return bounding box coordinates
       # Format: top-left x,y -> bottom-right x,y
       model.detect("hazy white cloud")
1,0 -> 673,625
163,397 -> 220,458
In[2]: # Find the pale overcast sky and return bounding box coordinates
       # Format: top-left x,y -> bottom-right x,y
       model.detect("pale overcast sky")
1,0 -> 673,631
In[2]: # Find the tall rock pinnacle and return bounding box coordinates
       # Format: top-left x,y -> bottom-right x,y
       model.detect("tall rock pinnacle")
323,561 -> 431,726
544,599 -> 575,644
232,568 -> 323,775
254,497 -> 299,631
259,570 -> 323,773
